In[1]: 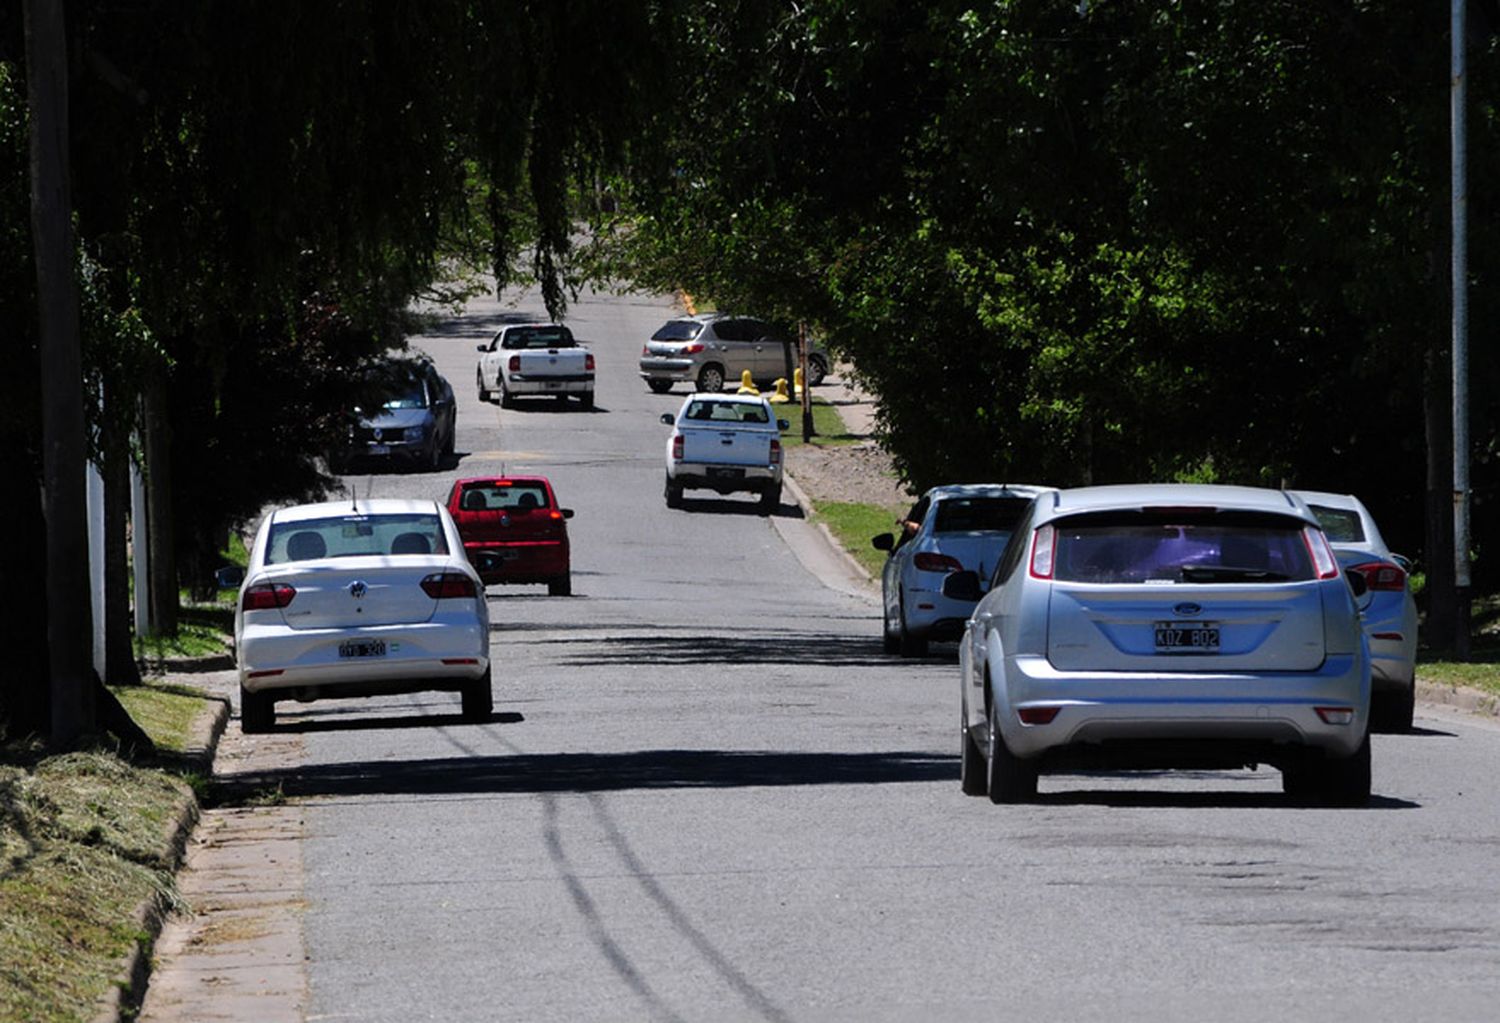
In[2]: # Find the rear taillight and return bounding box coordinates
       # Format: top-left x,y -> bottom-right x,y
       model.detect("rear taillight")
421,572 -> 478,599
671,435 -> 684,460
549,510 -> 564,521
1029,524 -> 1056,579
913,552 -> 963,574
507,355 -> 521,373
1303,527 -> 1340,579
1018,706 -> 1061,725
769,439 -> 782,465
1315,706 -> 1356,726
242,583 -> 296,610
1349,560 -> 1407,591
585,353 -> 596,372
681,343 -> 705,355
641,344 -> 650,355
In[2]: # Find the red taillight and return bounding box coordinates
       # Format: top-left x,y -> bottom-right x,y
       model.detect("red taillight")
421,572 -> 477,599
769,439 -> 782,465
549,510 -> 564,521
441,657 -> 479,666
1029,524 -> 1056,579
671,435 -> 684,460
507,355 -> 520,373
681,343 -> 705,355
585,353 -> 596,372
1349,560 -> 1407,592
1315,706 -> 1355,726
913,551 -> 964,574
1018,706 -> 1060,725
641,344 -> 649,355
1302,527 -> 1340,580
242,583 -> 296,610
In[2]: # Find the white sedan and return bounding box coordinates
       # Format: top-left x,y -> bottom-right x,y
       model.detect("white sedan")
234,498 -> 493,732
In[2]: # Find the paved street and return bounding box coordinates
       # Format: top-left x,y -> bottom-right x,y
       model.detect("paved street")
146,290 -> 1500,1022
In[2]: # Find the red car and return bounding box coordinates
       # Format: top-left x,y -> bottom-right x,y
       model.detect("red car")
444,476 -> 574,595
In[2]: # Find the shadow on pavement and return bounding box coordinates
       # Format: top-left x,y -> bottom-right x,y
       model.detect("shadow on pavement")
543,631 -> 901,668
212,748 -> 956,802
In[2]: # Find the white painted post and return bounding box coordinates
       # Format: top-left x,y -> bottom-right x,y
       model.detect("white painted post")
86,456 -> 105,677
131,435 -> 150,636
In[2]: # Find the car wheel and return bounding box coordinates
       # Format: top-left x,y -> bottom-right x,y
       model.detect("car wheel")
580,391 -> 595,411
697,364 -> 725,393
442,422 -> 455,456
461,666 -> 493,722
1372,684 -> 1415,734
759,484 -> 781,515
548,574 -> 572,597
665,477 -> 684,509
647,379 -> 674,394
881,603 -> 900,654
500,384 -> 515,409
1311,733 -> 1372,808
806,355 -> 828,387
960,705 -> 988,797
477,368 -> 490,403
986,695 -> 1037,804
897,595 -> 928,657
240,686 -> 274,734
425,439 -> 441,471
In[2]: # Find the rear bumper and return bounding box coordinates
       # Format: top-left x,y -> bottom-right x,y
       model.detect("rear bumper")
996,652 -> 1371,761
670,461 -> 781,494
505,374 -> 593,396
639,359 -> 696,381
239,620 -> 488,693
462,540 -> 568,584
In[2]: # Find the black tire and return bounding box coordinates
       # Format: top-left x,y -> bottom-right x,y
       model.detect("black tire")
500,384 -> 515,409
425,439 -> 441,472
960,705 -> 988,797
759,484 -> 782,515
897,596 -> 928,658
1312,733 -> 1372,808
477,369 -> 490,403
986,697 -> 1038,804
461,666 -> 493,722
881,606 -> 900,654
1373,685 -> 1415,734
697,364 -> 725,393
806,354 -> 828,387
442,421 -> 455,456
665,477 -> 684,509
647,379 -> 674,394
580,391 -> 595,411
548,574 -> 572,597
240,686 -> 274,734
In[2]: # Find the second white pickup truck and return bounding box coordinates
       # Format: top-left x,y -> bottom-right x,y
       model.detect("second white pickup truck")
661,393 -> 789,513
477,322 -> 595,410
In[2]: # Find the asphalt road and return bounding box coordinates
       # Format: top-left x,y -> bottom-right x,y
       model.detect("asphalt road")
217,289 -> 1500,1022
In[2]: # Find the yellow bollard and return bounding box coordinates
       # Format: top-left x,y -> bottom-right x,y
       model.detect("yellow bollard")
793,366 -> 805,398
736,369 -> 760,395
768,378 -> 791,403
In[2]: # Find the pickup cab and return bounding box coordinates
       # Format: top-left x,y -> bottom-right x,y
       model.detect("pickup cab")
477,322 -> 594,409
661,393 -> 789,513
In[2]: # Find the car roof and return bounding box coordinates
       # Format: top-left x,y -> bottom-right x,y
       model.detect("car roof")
501,321 -> 567,331
271,498 -> 443,523
683,392 -> 769,405
454,475 -> 551,488
1035,484 -> 1317,525
922,483 -> 1056,501
1286,490 -> 1367,512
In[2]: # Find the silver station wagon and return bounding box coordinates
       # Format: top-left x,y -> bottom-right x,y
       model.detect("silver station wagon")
945,484 -> 1373,806
639,314 -> 829,394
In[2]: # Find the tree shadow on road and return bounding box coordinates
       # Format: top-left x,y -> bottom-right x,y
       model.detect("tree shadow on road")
539,631 -> 906,669
211,747 -> 956,803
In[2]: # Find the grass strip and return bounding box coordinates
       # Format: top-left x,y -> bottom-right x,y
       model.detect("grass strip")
809,499 -> 906,578
775,396 -> 861,447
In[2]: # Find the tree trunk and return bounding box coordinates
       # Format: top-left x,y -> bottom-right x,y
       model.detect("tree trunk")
143,363 -> 178,636
26,0 -> 95,745
1423,344 -> 1456,651
104,429 -> 141,686
0,454 -> 50,738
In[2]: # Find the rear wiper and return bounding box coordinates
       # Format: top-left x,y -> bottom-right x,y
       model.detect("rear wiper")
1180,565 -> 1290,583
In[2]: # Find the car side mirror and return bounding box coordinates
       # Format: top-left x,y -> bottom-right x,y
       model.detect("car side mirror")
777,419 -> 790,430
215,565 -> 245,589
561,508 -> 575,519
942,570 -> 984,602
871,533 -> 894,552
660,413 -> 676,425
1344,568 -> 1369,599
476,344 -> 487,352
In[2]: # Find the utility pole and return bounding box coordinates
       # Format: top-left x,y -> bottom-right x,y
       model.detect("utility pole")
25,0 -> 96,743
798,322 -> 814,443
1452,0 -> 1472,658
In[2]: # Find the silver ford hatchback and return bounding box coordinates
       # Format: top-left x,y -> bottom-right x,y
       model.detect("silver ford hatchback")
947,484 -> 1372,806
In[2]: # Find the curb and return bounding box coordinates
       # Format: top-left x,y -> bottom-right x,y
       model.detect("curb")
92,694 -> 231,1023
780,470 -> 880,599
139,652 -> 235,674
1416,677 -> 1500,720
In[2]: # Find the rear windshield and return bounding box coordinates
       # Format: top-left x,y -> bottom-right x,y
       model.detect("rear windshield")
1052,513 -> 1314,584
933,496 -> 1033,533
682,399 -> 770,424
501,325 -> 575,350
1306,505 -> 1365,543
266,513 -> 449,564
457,482 -> 550,512
651,320 -> 703,341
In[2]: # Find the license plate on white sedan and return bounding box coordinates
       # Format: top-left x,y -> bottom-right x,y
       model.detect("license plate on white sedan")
368,444 -> 390,456
339,639 -> 387,659
1153,622 -> 1220,652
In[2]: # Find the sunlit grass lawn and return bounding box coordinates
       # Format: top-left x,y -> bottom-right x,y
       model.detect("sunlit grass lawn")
810,499 -> 905,578
776,395 -> 862,447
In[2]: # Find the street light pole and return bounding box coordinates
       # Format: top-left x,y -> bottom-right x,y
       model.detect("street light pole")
1452,0 -> 1472,658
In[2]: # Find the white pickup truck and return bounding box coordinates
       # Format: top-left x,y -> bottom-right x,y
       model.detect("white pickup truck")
661,393 -> 789,513
476,322 -> 594,409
